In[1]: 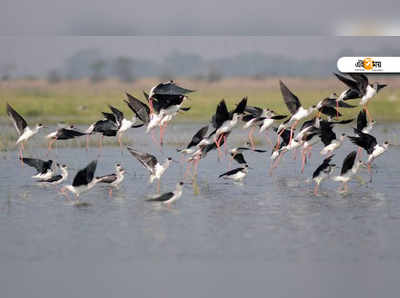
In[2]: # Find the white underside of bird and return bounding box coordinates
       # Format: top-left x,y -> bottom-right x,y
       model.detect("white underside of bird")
360,85 -> 376,106
320,140 -> 343,155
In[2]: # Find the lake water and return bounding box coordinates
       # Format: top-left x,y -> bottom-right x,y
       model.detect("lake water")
1,123 -> 400,298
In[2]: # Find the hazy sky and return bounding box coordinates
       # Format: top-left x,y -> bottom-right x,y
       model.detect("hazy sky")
1,0 -> 400,35
0,36 -> 399,76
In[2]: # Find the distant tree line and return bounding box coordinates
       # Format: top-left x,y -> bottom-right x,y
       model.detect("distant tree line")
2,46 -> 397,83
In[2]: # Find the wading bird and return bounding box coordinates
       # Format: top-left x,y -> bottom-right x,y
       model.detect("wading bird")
312,155 -> 336,195
146,181 -> 184,207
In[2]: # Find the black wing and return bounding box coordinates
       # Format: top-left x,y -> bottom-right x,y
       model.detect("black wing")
356,110 -> 367,131
109,105 -> 124,125
271,114 -> 287,120
232,153 -> 247,165
312,155 -> 334,178
97,174 -> 117,184
218,167 -> 244,178
7,103 -> 27,135
318,122 -> 336,146
72,160 -> 97,187
341,151 -> 357,175
334,73 -> 359,90
38,174 -> 62,183
124,93 -> 150,123
245,106 -> 263,116
147,192 -> 174,202
21,158 -> 52,174
230,97 -> 247,115
152,81 -> 194,96
127,146 -> 158,173
349,73 -> 369,94
102,112 -> 117,123
319,106 -> 341,118
279,81 -> 301,115
57,128 -> 86,140
212,100 -> 230,128
348,130 -> 377,154
187,125 -> 209,148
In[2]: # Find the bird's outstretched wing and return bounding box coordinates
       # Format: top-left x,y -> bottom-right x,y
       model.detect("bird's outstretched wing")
7,103 -> 27,135
279,81 -> 301,115
231,97 -> 247,115
212,99 -> 230,128
348,129 -> 377,155
334,73 -> 359,90
72,160 -> 97,187
341,151 -> 357,175
312,155 -> 334,178
349,73 -> 369,94
97,174 -> 117,184
151,81 -> 194,96
127,146 -> 158,173
21,158 -> 52,174
232,153 -> 247,165
356,110 -> 367,131
187,125 -> 209,148
108,105 -> 124,126
124,93 -> 150,123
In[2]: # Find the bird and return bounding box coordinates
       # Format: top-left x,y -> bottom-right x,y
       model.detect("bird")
60,160 -> 99,200
230,142 -> 267,157
348,129 -> 390,181
46,125 -> 86,153
7,103 -> 44,160
37,163 -> 68,185
20,157 -> 54,180
332,151 -> 363,193
127,146 -> 173,193
316,93 -> 355,119
209,98 -> 247,157
334,73 -> 387,122
85,113 -> 119,152
107,104 -> 144,151
177,125 -> 209,155
146,81 -> 193,145
356,109 -> 375,135
279,80 -> 317,145
146,181 -> 184,207
312,155 -> 336,195
97,163 -> 125,196
318,119 -> 353,156
218,164 -> 249,182
230,152 -> 247,165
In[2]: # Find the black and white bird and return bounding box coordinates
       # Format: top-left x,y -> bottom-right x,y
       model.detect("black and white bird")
85,113 -> 119,151
332,151 -> 363,193
334,73 -> 387,122
316,93 -> 355,119
38,163 -> 68,185
127,146 -> 173,193
356,109 -> 375,135
348,129 -> 390,180
97,163 -> 125,196
146,181 -> 184,207
177,125 -> 209,155
60,160 -> 99,199
20,157 -> 54,180
46,125 -> 86,152
230,152 -> 247,165
312,155 -> 336,195
218,164 -> 249,182
210,98 -> 247,155
279,81 -> 317,144
230,142 -> 267,157
107,104 -> 144,150
7,103 -> 44,159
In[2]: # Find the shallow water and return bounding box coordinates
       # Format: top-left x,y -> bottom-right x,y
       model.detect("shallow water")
1,123 -> 400,298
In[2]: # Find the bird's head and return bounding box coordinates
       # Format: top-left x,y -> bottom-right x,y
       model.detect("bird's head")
383,141 -> 390,149
36,123 -> 44,129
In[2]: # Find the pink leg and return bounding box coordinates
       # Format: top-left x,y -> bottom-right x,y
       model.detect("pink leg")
86,135 -> 90,151
109,188 -> 113,197
248,127 -> 256,149
118,134 -> 123,154
314,183 -> 319,196
265,131 -> 273,147
301,150 -> 306,173
223,135 -> 228,156
272,151 -> 285,169
289,120 -> 298,145
292,148 -> 297,160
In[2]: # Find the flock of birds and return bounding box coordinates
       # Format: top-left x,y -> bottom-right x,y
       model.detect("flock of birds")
5,72 -> 391,205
